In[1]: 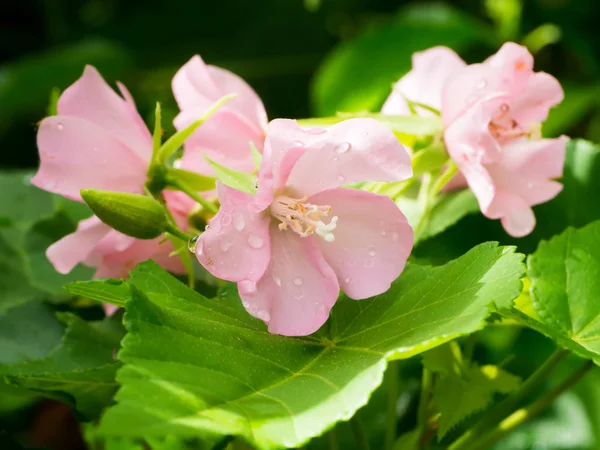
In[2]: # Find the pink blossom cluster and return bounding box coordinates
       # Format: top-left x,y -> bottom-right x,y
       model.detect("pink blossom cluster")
34,42 -> 566,335
383,43 -> 567,237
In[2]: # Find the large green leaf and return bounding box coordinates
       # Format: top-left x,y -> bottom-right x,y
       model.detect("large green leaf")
311,3 -> 495,116
97,243 -> 523,448
519,221 -> 600,363
3,313 -> 124,419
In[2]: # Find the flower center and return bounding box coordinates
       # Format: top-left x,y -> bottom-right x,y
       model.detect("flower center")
488,103 -> 530,144
270,195 -> 338,242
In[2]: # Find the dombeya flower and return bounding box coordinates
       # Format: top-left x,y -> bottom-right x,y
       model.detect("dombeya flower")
33,66 -> 192,279
172,55 -> 268,174
195,118 -> 414,336
443,43 -> 567,237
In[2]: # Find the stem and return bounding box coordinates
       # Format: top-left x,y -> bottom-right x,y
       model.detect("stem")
385,360 -> 400,450
350,415 -> 371,450
430,161 -> 457,196
449,348 -> 569,450
326,427 -> 340,450
166,223 -> 194,242
417,367 -> 433,429
474,360 -> 594,450
167,177 -> 218,214
413,173 -> 433,238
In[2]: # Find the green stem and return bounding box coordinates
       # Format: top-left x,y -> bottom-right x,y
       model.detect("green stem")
167,177 -> 218,214
385,360 -> 400,450
165,223 -> 194,242
449,348 -> 569,450
474,360 -> 595,450
430,160 -> 457,196
413,174 -> 433,238
417,367 -> 433,429
350,415 -> 371,450
326,427 -> 340,450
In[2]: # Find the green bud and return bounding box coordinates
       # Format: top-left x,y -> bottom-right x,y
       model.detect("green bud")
80,189 -> 167,239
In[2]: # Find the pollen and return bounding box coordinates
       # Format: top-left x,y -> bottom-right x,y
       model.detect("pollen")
270,195 -> 338,242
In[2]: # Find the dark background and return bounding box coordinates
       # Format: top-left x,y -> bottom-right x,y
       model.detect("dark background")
1,0 -> 599,170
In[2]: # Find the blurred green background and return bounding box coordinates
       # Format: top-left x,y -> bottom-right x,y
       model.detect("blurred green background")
1,0 -> 599,171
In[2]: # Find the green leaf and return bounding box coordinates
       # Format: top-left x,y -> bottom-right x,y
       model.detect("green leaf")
417,190 -> 480,244
543,85 -> 600,138
3,313 -> 124,419
522,221 -> 600,363
204,156 -> 257,194
98,243 -> 523,448
0,302 -> 64,365
422,342 -> 463,376
166,168 -> 216,193
435,363 -> 520,438
411,143 -> 449,176
312,3 -> 495,115
65,279 -> 131,308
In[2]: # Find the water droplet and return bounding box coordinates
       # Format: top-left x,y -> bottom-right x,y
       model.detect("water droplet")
247,234 -> 264,249
337,175 -> 346,183
344,277 -> 351,284
291,140 -> 305,148
220,213 -> 232,226
242,300 -> 250,308
364,259 -> 374,268
256,310 -> 271,321
233,212 -> 245,231
475,79 -> 487,89
307,127 -> 326,135
317,303 -> 326,311
239,280 -> 257,294
527,182 -> 534,189
57,122 -> 64,131
188,236 -> 199,253
219,239 -> 231,252
254,179 -> 259,189
293,277 -> 303,286
335,142 -> 351,154
381,230 -> 387,236
500,103 -> 510,113
392,232 -> 399,241
368,246 -> 376,257
273,275 -> 282,287
205,224 -> 211,231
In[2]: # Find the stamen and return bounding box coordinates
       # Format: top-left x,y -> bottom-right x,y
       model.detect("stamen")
271,196 -> 337,242
488,103 -> 532,143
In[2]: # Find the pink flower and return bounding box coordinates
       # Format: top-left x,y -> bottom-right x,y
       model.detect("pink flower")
382,44 -> 567,237
172,55 -> 268,174
33,66 -> 192,279
442,43 -> 566,237
195,118 -> 414,336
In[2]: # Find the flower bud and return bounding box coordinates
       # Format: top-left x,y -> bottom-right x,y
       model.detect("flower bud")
80,189 -> 167,239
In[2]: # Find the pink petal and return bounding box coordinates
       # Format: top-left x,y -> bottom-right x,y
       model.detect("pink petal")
32,116 -> 147,200
103,304 -> 119,316
501,136 -> 567,180
174,107 -> 264,174
487,193 -> 536,238
486,137 -> 567,207
442,43 -> 533,125
284,118 -> 412,197
509,72 -> 564,127
239,224 -> 339,336
57,66 -> 152,162
195,183 -> 271,282
207,66 -> 268,130
172,55 -> 219,111
47,216 -> 111,274
382,46 -> 466,115
92,236 -> 185,279
308,188 -> 413,299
